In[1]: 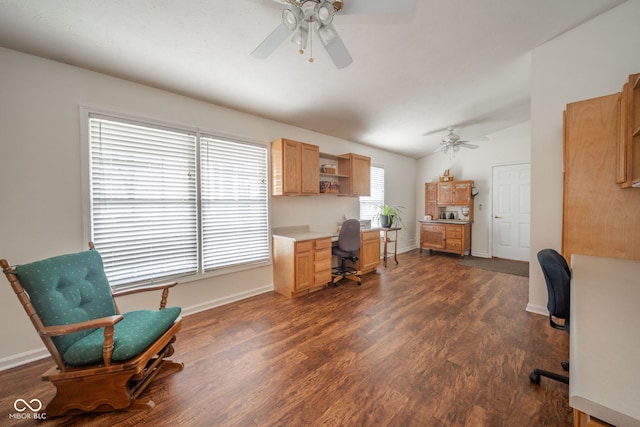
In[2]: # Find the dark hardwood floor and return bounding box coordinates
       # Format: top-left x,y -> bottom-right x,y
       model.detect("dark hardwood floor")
0,249 -> 572,426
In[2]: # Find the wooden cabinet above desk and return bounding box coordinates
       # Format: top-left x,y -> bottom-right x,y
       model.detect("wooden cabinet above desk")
271,138 -> 319,196
271,138 -> 370,197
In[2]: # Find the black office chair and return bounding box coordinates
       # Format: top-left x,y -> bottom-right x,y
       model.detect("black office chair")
332,219 -> 362,285
529,248 -> 570,385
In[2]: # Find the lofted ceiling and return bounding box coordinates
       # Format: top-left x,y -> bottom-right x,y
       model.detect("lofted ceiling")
0,0 -> 627,158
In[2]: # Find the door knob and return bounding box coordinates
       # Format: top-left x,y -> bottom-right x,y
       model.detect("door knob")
494,216 -> 503,219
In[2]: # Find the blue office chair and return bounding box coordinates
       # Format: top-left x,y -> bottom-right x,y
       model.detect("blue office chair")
529,248 -> 570,385
332,219 -> 362,285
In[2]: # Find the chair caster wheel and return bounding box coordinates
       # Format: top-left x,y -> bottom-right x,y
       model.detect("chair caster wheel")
529,372 -> 541,384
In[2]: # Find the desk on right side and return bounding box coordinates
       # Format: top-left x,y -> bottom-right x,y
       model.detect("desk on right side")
570,254 -> 640,427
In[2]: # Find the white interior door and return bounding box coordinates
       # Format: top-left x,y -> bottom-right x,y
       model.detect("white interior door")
492,163 -> 531,261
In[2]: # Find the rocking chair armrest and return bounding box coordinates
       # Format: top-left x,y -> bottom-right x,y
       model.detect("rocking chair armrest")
112,281 -> 178,310
39,315 -> 124,337
112,281 -> 178,298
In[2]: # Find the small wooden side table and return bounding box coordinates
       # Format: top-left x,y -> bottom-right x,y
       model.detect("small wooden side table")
381,227 -> 400,267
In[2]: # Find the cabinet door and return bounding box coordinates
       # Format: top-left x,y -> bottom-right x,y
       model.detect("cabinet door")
360,230 -> 381,272
453,182 -> 472,205
421,224 -> 446,249
282,139 -> 301,195
294,241 -> 313,291
351,154 -> 371,196
301,143 -> 320,195
425,183 -> 438,218
437,183 -> 453,205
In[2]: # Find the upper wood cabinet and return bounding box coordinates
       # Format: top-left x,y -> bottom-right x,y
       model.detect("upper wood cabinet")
338,153 -> 371,197
425,183 -> 438,218
563,91 -> 640,260
436,180 -> 473,206
436,182 -> 453,205
271,138 -> 319,196
617,73 -> 640,188
452,181 -> 473,205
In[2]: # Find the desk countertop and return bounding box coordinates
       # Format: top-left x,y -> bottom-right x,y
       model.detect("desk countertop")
570,254 -> 640,427
273,225 -> 382,242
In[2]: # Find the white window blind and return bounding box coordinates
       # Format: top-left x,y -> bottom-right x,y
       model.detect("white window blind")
201,136 -> 269,270
88,113 -> 270,287
89,116 -> 198,285
359,165 -> 385,226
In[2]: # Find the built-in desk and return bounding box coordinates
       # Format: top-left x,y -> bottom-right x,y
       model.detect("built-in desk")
272,226 -> 381,298
570,255 -> 640,427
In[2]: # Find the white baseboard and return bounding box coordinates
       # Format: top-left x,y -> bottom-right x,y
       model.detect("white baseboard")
0,347 -> 50,372
181,285 -> 274,316
526,302 -> 549,316
0,284 -> 275,372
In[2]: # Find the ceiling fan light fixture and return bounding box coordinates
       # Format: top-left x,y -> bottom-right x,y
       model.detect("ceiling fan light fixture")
282,8 -> 302,31
316,2 -> 335,25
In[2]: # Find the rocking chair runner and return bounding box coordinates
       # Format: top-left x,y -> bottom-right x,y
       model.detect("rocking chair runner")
1,242 -> 184,417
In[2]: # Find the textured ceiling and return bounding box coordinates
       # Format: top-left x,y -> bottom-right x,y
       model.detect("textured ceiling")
0,0 -> 627,158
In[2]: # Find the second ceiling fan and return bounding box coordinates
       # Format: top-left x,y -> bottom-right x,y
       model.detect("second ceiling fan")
434,127 -> 488,158
251,0 -> 416,69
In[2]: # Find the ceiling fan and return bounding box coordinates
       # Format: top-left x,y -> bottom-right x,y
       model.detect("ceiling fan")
251,0 -> 416,69
434,127 -> 488,157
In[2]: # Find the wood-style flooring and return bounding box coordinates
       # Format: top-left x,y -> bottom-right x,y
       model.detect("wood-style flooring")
0,249 -> 572,426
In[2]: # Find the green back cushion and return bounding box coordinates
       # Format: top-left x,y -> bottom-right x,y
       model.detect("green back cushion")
14,249 -> 181,366
14,250 -> 116,356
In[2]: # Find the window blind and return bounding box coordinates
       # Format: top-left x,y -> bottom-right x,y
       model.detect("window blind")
200,136 -> 269,270
359,165 -> 385,226
89,116 -> 198,285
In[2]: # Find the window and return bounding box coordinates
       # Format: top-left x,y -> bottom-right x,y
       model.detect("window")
359,165 -> 385,227
88,113 -> 269,287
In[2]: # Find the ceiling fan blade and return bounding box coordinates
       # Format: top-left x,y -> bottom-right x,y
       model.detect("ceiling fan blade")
460,143 -> 479,149
459,136 -> 489,143
316,24 -> 353,69
340,0 -> 416,15
251,22 -> 293,59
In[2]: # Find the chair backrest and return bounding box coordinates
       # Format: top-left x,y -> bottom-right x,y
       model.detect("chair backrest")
338,219 -> 361,253
537,249 -> 571,323
10,249 -> 116,358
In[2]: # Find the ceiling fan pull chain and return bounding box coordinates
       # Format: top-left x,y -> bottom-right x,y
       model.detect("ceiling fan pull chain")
308,24 -> 314,63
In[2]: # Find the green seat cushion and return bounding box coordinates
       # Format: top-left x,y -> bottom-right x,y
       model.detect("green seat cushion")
63,307 -> 181,366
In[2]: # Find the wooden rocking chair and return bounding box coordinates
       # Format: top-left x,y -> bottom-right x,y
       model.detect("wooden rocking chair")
1,242 -> 184,417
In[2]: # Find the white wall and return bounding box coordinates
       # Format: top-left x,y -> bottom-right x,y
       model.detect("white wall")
528,0 -> 640,314
416,121 -> 531,258
0,48 -> 417,368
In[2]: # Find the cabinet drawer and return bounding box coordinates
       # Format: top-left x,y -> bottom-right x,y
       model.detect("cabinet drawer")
422,224 -> 445,232
296,241 -> 313,252
314,248 -> 331,260
446,239 -> 462,251
446,230 -> 463,239
315,271 -> 332,285
445,225 -> 462,233
361,230 -> 380,242
315,238 -> 332,250
314,256 -> 331,272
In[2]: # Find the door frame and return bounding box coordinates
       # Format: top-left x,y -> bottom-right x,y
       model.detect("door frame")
489,161 -> 531,260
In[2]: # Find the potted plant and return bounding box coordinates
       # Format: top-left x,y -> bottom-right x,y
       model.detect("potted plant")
375,204 -> 405,229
